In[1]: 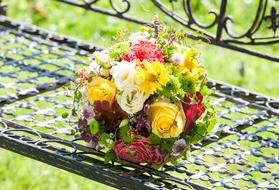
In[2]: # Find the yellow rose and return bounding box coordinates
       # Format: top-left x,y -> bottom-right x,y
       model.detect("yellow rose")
86,76 -> 116,103
149,101 -> 186,138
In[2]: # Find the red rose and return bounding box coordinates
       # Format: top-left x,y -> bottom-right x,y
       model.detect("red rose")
122,40 -> 164,63
182,92 -> 205,134
114,137 -> 165,164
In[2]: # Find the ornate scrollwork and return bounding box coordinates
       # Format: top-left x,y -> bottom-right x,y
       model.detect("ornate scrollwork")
82,0 -> 99,4
81,0 -> 130,14
154,0 -> 279,61
224,0 -> 268,39
55,0 -> 279,62
183,0 -> 218,29
109,0 -> 130,14
265,6 -> 279,35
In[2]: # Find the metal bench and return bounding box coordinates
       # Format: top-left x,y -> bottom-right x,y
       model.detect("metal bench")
0,1 -> 278,189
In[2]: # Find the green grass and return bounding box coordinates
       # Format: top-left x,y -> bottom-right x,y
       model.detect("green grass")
1,0 -> 279,190
0,149 -> 112,190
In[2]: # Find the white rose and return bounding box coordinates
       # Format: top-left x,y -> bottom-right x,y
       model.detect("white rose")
110,61 -> 136,91
93,51 -> 110,67
171,52 -> 184,65
117,85 -> 149,115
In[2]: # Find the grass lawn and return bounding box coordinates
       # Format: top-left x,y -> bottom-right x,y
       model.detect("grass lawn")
0,0 -> 278,190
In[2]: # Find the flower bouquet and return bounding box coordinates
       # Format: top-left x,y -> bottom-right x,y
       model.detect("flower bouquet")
73,20 -> 216,167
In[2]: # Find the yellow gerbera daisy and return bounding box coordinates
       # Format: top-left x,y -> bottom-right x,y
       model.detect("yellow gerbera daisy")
176,47 -> 205,81
136,60 -> 169,94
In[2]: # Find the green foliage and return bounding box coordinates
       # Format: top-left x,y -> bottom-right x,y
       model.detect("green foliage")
161,138 -> 176,152
119,118 -> 129,128
148,133 -> 161,145
129,150 -> 137,157
0,150 -> 114,190
104,150 -> 116,164
179,75 -> 196,94
108,42 -> 130,60
100,133 -> 110,143
99,133 -> 114,150
159,75 -> 184,102
190,104 -> 217,144
61,112 -> 69,118
119,125 -> 134,143
74,90 -> 82,100
89,119 -> 100,135
162,44 -> 177,63
118,119 -> 134,142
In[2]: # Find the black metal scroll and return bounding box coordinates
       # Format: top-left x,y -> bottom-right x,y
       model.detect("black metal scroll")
56,0 -> 279,62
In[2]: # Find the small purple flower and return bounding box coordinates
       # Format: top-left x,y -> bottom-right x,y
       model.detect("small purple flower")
88,134 -> 100,149
155,145 -> 166,157
172,139 -> 186,156
133,109 -> 151,136
83,106 -> 95,120
144,104 -> 150,113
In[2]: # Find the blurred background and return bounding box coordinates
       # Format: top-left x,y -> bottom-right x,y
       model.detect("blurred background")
0,0 -> 278,190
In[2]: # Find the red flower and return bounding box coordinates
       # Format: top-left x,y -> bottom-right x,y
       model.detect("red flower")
122,40 -> 164,63
149,146 -> 166,165
93,101 -> 128,132
182,92 -> 205,134
114,137 -> 165,164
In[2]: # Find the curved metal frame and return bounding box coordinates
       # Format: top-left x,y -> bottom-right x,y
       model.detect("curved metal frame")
56,0 -> 279,62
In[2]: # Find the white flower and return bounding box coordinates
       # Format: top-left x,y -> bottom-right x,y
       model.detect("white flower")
93,50 -> 110,67
89,61 -> 110,78
171,52 -> 184,65
129,31 -> 155,44
117,85 -> 149,115
110,61 -> 136,91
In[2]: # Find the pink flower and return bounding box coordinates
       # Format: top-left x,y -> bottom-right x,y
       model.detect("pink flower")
114,136 -> 165,164
77,68 -> 89,82
122,40 -> 164,63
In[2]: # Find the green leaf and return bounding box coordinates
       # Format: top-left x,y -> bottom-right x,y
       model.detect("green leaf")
109,42 -> 129,60
119,125 -> 133,143
104,150 -> 116,164
179,76 -> 196,94
119,119 -> 129,128
158,75 -> 184,102
71,108 -> 77,116
100,133 -> 110,144
200,84 -> 208,96
74,90 -> 82,100
148,133 -> 161,145
191,133 -> 204,144
89,119 -> 100,134
170,158 -> 179,165
61,112 -> 69,118
150,163 -> 162,170
129,150 -> 137,157
161,138 -> 176,152
206,110 -> 217,133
